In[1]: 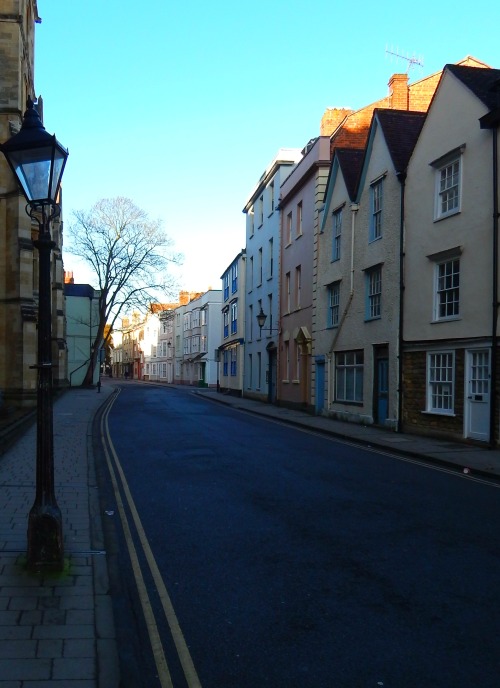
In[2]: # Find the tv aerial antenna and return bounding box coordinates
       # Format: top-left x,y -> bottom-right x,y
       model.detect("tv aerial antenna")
385,46 -> 424,73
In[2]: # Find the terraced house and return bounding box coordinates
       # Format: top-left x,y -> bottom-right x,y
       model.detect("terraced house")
403,64 -> 500,444
311,56 -> 489,436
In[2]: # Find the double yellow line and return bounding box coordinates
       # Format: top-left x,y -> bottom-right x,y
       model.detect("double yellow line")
101,389 -> 202,688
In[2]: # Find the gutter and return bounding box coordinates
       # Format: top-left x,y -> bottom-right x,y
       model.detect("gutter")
489,128 -> 498,447
480,105 -> 500,447
396,171 -> 407,434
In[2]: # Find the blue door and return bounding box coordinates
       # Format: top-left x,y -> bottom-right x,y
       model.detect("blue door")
376,358 -> 388,425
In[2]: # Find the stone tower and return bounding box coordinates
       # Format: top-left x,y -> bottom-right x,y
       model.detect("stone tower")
0,0 -> 67,408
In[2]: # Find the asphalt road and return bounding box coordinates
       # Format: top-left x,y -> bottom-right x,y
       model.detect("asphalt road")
96,382 -> 500,688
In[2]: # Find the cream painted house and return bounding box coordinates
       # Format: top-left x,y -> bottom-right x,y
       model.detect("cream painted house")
403,64 -> 500,444
317,110 -> 425,427
180,289 -> 222,387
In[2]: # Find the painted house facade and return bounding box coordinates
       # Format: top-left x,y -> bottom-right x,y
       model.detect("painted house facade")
64,283 -> 101,386
317,110 -> 425,427
311,59 -> 487,429
181,290 -> 222,387
243,148 -> 302,403
278,136 -> 331,411
219,251 -> 246,395
157,308 -> 176,383
403,64 -> 500,444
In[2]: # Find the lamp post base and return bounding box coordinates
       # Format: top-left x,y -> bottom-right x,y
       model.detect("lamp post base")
27,504 -> 64,572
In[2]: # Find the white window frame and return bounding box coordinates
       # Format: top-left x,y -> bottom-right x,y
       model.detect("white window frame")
427,351 -> 455,415
335,350 -> 364,403
434,258 -> 460,321
296,201 -> 303,237
328,282 -> 340,327
286,212 -> 292,245
431,147 -> 464,221
332,207 -> 342,261
295,266 -> 301,309
230,300 -> 238,334
269,181 -> 275,213
369,179 -> 383,242
366,266 -> 382,320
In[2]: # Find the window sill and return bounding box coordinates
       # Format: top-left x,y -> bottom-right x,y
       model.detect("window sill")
334,400 -> 363,406
292,379 -> 300,384
421,410 -> 456,417
431,316 -> 461,324
433,209 -> 460,223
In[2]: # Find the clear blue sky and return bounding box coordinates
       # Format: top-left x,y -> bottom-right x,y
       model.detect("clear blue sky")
35,0 -> 500,294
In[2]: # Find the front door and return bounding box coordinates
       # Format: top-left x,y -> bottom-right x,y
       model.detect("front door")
266,345 -> 277,403
373,347 -> 389,426
466,349 -> 490,441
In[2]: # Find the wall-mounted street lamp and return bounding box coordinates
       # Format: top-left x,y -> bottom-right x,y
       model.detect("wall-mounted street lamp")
256,307 -> 279,404
256,307 -> 279,335
1,97 -> 68,571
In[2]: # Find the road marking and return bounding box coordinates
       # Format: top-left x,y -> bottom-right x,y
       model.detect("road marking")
101,389 -> 202,688
100,394 -> 173,688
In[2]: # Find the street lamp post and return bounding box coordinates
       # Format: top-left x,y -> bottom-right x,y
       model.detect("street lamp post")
1,97 -> 68,571
256,307 -> 279,404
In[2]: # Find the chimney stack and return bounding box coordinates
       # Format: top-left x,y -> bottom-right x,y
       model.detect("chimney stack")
388,73 -> 409,110
320,107 -> 353,136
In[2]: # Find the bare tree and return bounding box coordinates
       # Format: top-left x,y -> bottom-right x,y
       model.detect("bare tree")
66,197 -> 181,386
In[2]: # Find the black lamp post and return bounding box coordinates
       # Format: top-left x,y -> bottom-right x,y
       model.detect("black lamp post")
256,307 -> 279,404
1,97 -> 68,571
256,306 -> 279,335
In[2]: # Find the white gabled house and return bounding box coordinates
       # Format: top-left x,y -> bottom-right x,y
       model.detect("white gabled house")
317,109 -> 425,428
403,64 -> 500,444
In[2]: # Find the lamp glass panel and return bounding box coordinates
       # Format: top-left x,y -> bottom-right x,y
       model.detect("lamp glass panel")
8,145 -> 54,202
50,148 -> 66,200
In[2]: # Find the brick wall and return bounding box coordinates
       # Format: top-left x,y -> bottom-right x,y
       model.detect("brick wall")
320,108 -> 353,136
402,350 -> 464,439
389,74 -> 409,110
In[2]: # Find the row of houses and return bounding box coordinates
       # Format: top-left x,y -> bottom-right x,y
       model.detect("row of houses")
111,290 -> 223,388
111,55 -> 500,446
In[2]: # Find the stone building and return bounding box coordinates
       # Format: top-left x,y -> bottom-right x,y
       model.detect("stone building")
0,0 -> 67,409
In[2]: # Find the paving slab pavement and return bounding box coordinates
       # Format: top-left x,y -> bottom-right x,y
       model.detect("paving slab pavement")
0,381 -> 119,688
